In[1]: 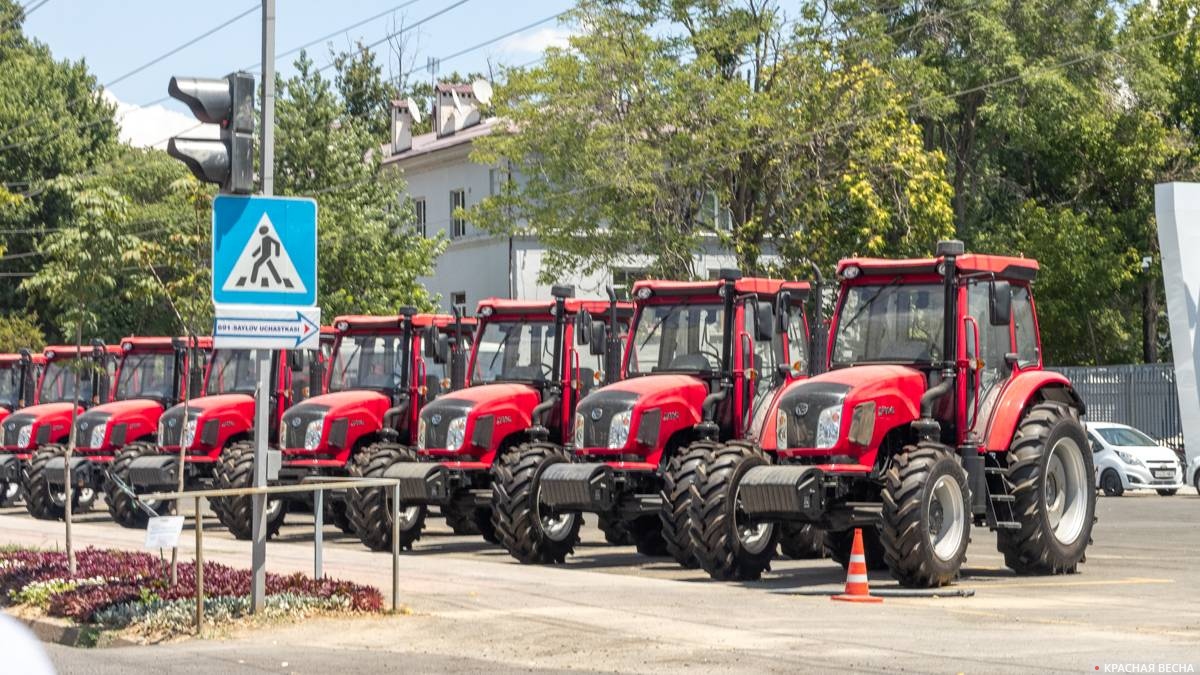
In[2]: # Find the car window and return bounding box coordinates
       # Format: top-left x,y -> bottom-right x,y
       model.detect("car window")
1097,427 -> 1156,447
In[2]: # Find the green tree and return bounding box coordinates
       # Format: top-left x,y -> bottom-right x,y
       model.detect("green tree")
0,313 -> 45,352
275,52 -> 445,315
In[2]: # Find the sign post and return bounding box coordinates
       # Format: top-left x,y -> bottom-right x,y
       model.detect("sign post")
211,190 -> 317,612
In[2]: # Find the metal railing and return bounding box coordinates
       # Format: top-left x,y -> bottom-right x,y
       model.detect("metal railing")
1051,364 -> 1184,448
140,478 -> 406,631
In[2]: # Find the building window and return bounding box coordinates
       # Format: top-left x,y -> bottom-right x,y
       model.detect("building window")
611,269 -> 647,298
489,168 -> 502,196
413,198 -> 426,237
450,189 -> 466,238
451,291 -> 467,313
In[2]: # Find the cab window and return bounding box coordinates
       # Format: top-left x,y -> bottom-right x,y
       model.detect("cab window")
1012,286 -> 1039,367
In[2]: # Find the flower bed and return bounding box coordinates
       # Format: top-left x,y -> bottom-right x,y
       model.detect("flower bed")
0,547 -> 383,637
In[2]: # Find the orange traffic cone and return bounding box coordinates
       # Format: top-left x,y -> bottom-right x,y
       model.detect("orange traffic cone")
831,528 -> 882,603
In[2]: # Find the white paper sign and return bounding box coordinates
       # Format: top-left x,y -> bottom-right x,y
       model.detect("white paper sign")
144,515 -> 185,549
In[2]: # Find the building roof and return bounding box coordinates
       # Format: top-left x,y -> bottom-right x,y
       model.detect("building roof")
382,117 -> 499,165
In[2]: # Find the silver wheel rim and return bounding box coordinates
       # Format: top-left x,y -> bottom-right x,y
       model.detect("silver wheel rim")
1046,437 -> 1087,545
265,498 -> 284,522
927,475 -> 965,561
535,480 -> 577,542
4,482 -> 18,501
388,501 -> 420,530
733,483 -> 773,555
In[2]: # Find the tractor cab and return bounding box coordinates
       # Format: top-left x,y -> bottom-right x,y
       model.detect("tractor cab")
495,273 -> 812,566
346,288 -> 633,552
0,351 -> 45,420
695,241 -> 1095,589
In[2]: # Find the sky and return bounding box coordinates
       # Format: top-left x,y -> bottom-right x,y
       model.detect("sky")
21,0 -> 576,148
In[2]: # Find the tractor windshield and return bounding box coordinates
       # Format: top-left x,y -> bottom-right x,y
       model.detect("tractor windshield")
832,282 -> 945,366
40,359 -> 92,404
471,319 -> 556,384
206,350 -> 258,395
115,352 -> 175,402
627,301 -> 725,375
0,365 -> 20,408
329,334 -> 408,393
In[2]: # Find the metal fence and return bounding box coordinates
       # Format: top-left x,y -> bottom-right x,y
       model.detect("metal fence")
1049,364 -> 1183,449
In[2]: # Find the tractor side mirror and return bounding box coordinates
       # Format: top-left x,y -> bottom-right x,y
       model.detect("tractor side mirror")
189,366 -> 204,399
423,326 -> 439,358
756,301 -> 774,342
990,281 -> 1012,326
589,321 -> 607,356
774,292 -> 791,332
288,350 -> 305,372
435,335 -> 451,365
575,309 -> 593,345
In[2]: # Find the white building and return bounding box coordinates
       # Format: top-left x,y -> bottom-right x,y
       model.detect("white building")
382,83 -> 748,312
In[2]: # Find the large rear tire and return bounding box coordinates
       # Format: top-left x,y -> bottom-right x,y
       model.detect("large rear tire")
598,515 -> 633,545
660,441 -> 714,568
880,442 -> 970,588
213,441 -> 287,540
443,504 -> 481,535
780,523 -> 826,560
997,402 -> 1095,575
347,443 -> 427,552
105,443 -> 170,528
24,445 -> 65,520
490,443 -> 581,564
692,442 -> 778,581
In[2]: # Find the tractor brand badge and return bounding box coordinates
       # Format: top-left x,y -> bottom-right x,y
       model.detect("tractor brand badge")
291,417 -> 302,428
795,403 -> 810,417
6,423 -> 14,431
167,418 -> 177,427
431,414 -> 443,426
590,408 -> 603,421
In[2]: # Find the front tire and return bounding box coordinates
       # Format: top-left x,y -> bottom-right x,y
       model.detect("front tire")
25,445 -> 66,520
105,443 -> 169,528
780,523 -> 826,560
691,442 -> 778,581
490,443 -> 581,564
660,441 -> 714,568
997,402 -> 1096,575
213,441 -> 288,540
825,527 -> 887,570
1100,469 -> 1124,497
347,443 -> 427,552
880,442 -> 970,588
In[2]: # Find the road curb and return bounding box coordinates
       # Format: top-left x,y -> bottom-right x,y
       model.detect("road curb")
9,611 -> 136,649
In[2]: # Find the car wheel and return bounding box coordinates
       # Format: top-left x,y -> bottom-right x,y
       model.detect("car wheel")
1155,489 -> 1177,497
1194,471 -> 1200,497
1100,469 -> 1124,497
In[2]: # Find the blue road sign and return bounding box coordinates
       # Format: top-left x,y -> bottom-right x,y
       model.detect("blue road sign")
212,194 -> 317,307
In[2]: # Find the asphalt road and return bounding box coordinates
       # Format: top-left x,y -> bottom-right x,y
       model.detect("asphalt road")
3,490 -> 1197,674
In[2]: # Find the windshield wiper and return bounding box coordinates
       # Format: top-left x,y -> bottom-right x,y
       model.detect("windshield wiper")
638,303 -> 684,350
333,344 -> 363,389
487,323 -> 522,376
840,276 -> 902,334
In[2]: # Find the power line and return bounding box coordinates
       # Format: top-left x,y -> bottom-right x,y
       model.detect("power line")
312,0 -> 475,76
395,9 -> 569,83
22,0 -> 50,17
0,4 -> 260,147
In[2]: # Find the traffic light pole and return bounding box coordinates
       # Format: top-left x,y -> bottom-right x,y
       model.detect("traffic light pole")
250,0 -> 276,615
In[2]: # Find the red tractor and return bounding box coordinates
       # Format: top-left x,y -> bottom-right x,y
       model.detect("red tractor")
493,273 -> 813,566
0,350 -> 46,505
350,287 -> 632,552
265,311 -> 474,539
105,330 -> 335,530
34,337 -> 213,521
690,241 -> 1096,587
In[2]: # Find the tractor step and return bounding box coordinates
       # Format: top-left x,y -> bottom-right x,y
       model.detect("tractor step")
993,521 -> 1022,530
989,494 -> 1015,503
984,466 -> 1007,475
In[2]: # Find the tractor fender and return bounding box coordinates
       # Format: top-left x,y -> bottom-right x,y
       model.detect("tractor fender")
984,371 -> 1086,451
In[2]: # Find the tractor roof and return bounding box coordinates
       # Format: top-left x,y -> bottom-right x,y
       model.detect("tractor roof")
476,297 -> 634,319
332,314 -> 477,333
838,254 -> 1039,282
0,352 -> 41,365
633,278 -> 811,299
43,344 -> 124,359
119,336 -> 215,352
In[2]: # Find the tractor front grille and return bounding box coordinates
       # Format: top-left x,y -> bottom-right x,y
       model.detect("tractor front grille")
575,391 -> 639,448
157,406 -> 188,446
777,382 -> 850,448
2,414 -> 33,446
280,403 -> 329,449
419,399 -> 474,449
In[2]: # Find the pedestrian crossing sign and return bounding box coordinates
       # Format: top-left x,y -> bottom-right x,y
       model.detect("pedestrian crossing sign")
212,194 -> 317,307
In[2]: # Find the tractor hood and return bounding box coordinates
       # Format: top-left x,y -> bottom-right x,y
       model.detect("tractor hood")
418,383 -> 540,457
279,390 -> 392,452
157,394 -> 255,449
1,402 -> 81,450
574,374 -> 709,454
74,399 -> 166,451
776,365 -> 926,458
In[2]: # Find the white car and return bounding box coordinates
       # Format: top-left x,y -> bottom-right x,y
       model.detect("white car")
1189,455 -> 1200,496
1088,422 -> 1185,496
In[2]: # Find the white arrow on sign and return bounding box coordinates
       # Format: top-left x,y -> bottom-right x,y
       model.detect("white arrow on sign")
213,307 -> 322,350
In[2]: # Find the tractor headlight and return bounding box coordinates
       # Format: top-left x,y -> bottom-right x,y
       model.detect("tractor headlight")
445,416 -> 467,451
181,419 -> 198,448
608,410 -> 632,449
1115,449 -> 1143,467
16,424 -> 32,448
775,409 -> 789,449
573,412 -> 585,448
89,422 -> 107,449
815,404 -> 843,449
417,418 -> 427,451
303,419 -> 325,450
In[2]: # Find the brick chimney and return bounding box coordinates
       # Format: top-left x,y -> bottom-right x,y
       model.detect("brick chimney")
434,83 -> 481,138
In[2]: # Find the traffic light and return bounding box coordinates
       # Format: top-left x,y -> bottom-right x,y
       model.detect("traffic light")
166,71 -> 255,194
